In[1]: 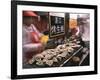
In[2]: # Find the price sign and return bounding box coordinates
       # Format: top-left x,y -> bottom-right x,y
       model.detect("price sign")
49,15 -> 65,38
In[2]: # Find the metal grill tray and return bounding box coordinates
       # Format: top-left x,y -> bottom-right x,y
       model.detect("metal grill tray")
23,46 -> 83,69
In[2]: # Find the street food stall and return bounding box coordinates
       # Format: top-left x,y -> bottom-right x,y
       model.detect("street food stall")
23,12 -> 90,68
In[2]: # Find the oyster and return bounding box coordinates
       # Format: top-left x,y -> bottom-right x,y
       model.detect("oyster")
36,60 -> 44,66
44,54 -> 53,59
45,60 -> 53,66
52,57 -> 58,62
35,54 -> 44,61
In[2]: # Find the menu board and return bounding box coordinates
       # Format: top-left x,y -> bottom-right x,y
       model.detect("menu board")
49,16 -> 65,38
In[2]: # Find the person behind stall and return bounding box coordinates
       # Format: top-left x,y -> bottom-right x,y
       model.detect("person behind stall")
68,18 -> 79,41
77,14 -> 90,65
78,14 -> 90,49
69,17 -> 78,36
22,11 -> 44,64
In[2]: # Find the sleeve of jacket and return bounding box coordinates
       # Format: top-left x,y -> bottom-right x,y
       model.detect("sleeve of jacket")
22,26 -> 42,53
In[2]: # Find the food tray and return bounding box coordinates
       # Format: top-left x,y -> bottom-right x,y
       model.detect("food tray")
24,46 -> 83,68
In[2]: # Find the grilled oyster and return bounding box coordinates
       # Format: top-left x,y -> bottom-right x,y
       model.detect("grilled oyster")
65,46 -> 74,52
52,57 -> 58,62
45,60 -> 53,66
44,54 -> 53,60
35,54 -> 44,61
72,56 -> 80,63
36,60 -> 44,66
